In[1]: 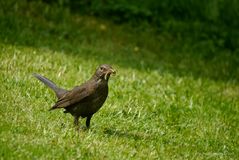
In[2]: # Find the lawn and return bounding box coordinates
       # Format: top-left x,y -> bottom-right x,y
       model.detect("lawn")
0,1 -> 239,159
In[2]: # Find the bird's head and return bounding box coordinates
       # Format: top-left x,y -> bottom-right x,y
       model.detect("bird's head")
94,64 -> 116,81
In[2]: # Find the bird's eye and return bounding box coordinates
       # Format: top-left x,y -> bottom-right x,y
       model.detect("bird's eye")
100,67 -> 104,71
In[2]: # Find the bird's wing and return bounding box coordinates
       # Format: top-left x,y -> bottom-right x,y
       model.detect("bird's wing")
50,82 -> 95,109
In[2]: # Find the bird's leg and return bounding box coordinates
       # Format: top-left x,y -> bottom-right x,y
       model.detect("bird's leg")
74,116 -> 80,127
86,115 -> 92,128
74,116 -> 81,132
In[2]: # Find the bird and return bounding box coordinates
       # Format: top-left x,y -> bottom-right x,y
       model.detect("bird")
33,64 -> 116,129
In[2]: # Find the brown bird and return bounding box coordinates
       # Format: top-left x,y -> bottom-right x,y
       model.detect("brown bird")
33,64 -> 116,128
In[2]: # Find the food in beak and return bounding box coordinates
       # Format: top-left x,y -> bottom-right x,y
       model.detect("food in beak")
110,69 -> 116,75
104,69 -> 116,80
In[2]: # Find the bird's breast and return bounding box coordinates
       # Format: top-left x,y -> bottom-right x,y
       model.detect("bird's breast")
90,85 -> 108,108
69,83 -> 108,117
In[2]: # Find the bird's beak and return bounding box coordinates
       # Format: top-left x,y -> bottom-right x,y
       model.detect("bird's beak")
110,69 -> 116,75
104,68 -> 116,80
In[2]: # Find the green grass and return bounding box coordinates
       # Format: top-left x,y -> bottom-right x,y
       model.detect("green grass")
0,1 -> 239,159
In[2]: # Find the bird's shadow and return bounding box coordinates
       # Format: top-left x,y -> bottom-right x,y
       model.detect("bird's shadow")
102,128 -> 147,140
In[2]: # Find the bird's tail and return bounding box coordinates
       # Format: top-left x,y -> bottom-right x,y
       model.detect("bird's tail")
33,73 -> 67,99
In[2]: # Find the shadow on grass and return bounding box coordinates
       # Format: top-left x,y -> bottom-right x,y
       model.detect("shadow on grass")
103,128 -> 149,140
0,1 -> 239,83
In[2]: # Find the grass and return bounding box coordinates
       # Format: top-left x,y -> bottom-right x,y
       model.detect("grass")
0,1 -> 239,159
